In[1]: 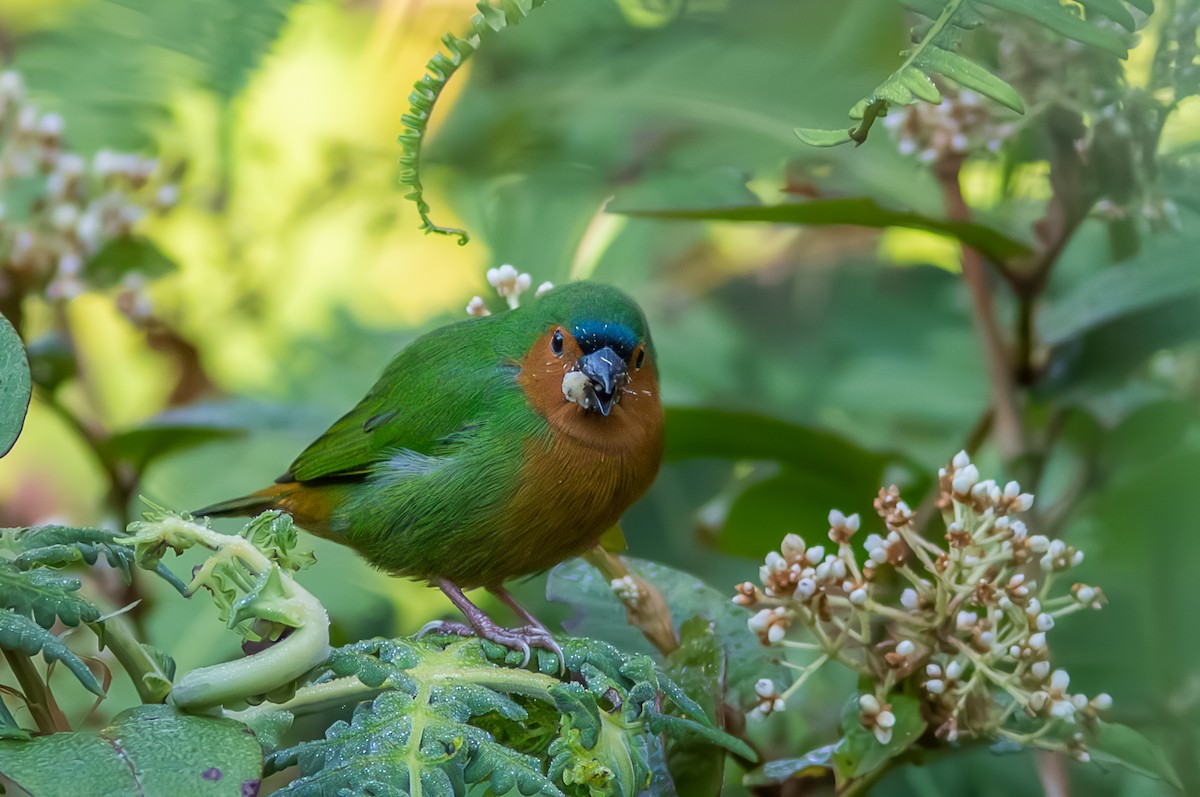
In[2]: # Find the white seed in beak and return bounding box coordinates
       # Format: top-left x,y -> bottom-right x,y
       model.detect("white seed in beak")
562,370 -> 591,408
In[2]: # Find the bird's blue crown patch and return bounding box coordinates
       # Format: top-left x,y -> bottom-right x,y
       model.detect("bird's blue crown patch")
572,320 -> 639,360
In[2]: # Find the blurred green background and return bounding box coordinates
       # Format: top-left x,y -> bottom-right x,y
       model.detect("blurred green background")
1,0 -> 1197,794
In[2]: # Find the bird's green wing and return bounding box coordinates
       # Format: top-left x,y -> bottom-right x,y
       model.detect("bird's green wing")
283,319 -> 519,483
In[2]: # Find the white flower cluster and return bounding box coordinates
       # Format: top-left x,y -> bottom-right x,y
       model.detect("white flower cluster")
883,88 -> 1014,163
734,452 -> 1111,761
465,264 -> 554,316
0,70 -> 175,313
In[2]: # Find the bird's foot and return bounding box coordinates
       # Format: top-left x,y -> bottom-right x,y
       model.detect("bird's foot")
432,578 -> 564,669
474,621 -> 564,669
418,618 -> 562,668
416,620 -> 475,639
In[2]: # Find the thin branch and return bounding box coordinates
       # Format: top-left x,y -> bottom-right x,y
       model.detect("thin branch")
2,650 -> 69,733
935,154 -> 1026,463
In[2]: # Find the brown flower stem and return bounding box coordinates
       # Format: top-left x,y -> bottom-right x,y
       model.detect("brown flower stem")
582,546 -> 678,656
935,155 -> 1026,463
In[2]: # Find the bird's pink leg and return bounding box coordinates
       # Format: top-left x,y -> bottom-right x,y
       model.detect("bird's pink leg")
490,586 -> 551,634
419,578 -> 562,667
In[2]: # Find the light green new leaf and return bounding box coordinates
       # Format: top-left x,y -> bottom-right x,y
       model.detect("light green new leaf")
0,313 -> 30,459
917,46 -> 1024,112
0,704 -> 263,796
832,693 -> 926,781
1088,722 -> 1184,790
794,127 -> 855,147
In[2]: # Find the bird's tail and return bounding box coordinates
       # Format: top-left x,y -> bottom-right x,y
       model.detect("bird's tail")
194,482 -> 340,540
193,484 -> 294,520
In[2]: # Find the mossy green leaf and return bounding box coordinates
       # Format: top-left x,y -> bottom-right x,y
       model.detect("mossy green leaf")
0,704 -> 262,796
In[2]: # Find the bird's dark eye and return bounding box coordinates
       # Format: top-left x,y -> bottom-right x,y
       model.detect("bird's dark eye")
551,329 -> 565,356
634,348 -> 645,370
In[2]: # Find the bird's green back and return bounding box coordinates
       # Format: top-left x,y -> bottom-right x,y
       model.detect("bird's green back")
283,282 -> 651,484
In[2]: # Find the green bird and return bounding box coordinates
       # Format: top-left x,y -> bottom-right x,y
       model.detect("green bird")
197,281 -> 664,660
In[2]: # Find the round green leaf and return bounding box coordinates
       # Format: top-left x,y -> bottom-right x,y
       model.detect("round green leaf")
0,704 -> 263,796
0,313 -> 31,458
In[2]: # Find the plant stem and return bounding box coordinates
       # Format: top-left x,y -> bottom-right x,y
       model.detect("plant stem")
88,608 -> 172,704
2,650 -> 69,733
583,546 -> 678,655
935,155 -> 1025,463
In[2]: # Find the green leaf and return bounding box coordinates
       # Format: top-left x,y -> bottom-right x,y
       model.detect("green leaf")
0,561 -> 99,628
0,696 -> 30,741
83,235 -> 177,289
263,634 -> 751,795
917,46 -> 1025,113
662,407 -> 923,559
1088,722 -> 1184,790
0,313 -> 31,459
547,556 -> 786,709
1081,0 -> 1138,31
718,466 -> 884,559
1039,236 -> 1200,345
743,744 -> 836,786
664,407 -> 897,476
14,0 -> 301,151
832,693 -> 926,781
103,399 -> 297,471
978,0 -> 1130,56
800,0 -> 1142,146
0,704 -> 263,796
662,618 -> 728,795
0,610 -> 103,696
616,198 -> 1033,262
613,0 -> 686,28
25,331 -> 76,395
794,127 -> 854,147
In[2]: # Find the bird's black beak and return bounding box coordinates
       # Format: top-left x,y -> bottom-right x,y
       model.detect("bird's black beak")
577,346 -> 627,417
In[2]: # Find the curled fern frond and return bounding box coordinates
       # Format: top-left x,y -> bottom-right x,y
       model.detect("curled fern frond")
399,0 -> 552,244
797,0 -> 1147,147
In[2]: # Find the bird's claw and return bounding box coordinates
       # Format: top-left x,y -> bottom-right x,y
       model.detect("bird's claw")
422,619 -> 563,669
416,620 -> 474,639
476,623 -> 563,669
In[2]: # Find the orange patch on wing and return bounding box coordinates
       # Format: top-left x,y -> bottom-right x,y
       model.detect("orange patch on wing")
254,482 -> 342,539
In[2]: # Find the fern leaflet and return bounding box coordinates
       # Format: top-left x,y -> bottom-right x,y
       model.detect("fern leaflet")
797,0 -> 1148,147
398,0 -> 553,244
